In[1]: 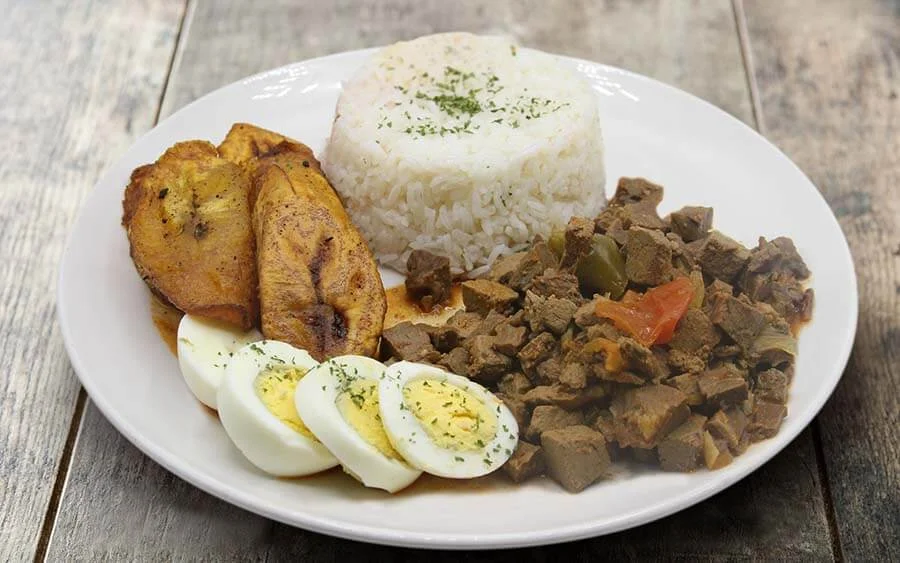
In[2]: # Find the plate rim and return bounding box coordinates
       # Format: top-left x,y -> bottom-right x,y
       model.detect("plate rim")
57,46 -> 859,550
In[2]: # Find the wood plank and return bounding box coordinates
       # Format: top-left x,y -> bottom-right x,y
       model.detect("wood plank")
47,0 -> 833,559
743,0 -> 900,559
158,0 -> 753,122
0,1 -> 185,560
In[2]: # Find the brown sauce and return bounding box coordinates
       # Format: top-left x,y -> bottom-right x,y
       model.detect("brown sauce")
150,295 -> 184,356
384,283 -> 463,328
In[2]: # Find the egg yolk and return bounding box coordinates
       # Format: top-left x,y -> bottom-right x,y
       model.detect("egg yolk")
254,367 -> 315,440
403,379 -> 497,451
336,379 -> 403,461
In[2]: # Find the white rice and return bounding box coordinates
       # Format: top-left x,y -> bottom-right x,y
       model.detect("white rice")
324,32 -> 605,275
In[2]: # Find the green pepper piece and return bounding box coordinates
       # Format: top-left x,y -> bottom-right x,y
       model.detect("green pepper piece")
576,234 -> 627,299
548,228 -> 565,259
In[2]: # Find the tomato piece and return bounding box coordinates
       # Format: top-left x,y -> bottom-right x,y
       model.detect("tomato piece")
594,277 -> 694,346
644,277 -> 695,343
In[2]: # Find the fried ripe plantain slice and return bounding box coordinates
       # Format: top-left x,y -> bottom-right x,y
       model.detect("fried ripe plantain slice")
218,122 -> 322,175
122,141 -> 258,329
252,147 -> 386,360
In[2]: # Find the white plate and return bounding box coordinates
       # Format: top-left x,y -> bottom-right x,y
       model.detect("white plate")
57,48 -> 857,549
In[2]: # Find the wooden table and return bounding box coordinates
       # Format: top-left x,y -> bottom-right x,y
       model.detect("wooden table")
2,0 -> 897,560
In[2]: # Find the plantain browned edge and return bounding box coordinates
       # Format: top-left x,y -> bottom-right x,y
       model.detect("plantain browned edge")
250,141 -> 386,361
121,141 -> 259,331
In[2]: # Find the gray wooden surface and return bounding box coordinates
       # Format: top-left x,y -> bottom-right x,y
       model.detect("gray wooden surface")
0,1 -> 184,561
742,0 -> 900,559
1,0 -> 896,560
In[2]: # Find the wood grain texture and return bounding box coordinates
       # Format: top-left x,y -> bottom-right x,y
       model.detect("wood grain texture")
45,0 -> 835,560
0,1 -> 185,560
158,0 -> 752,123
744,0 -> 900,559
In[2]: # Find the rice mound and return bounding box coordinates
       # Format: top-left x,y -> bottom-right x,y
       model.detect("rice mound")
324,32 -> 605,275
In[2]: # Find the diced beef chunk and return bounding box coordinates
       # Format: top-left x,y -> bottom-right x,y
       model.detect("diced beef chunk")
669,206 -> 713,242
747,401 -> 786,441
525,405 -> 584,443
445,310 -> 482,340
698,365 -> 749,406
506,239 -> 559,291
751,300 -> 793,334
590,410 -> 623,461
619,337 -> 670,380
465,334 -> 512,384
603,178 -> 667,231
461,279 -> 518,314
506,309 -> 527,327
528,269 -> 583,302
658,414 -> 707,471
667,349 -> 710,375
503,441 -> 545,483
425,325 -> 460,352
610,177 -> 664,208
610,385 -> 689,448
706,408 -> 747,452
439,347 -> 470,376
754,368 -> 789,404
747,236 -> 810,278
562,216 -> 595,268
669,309 -> 721,354
490,322 -> 528,355
709,293 -> 767,351
405,250 -> 451,309
498,372 -> 533,397
381,322 -> 440,362
595,368 -> 645,385
702,430 -> 734,469
624,227 -> 674,286
574,298 -> 602,327
523,384 -> 606,409
666,232 -> 697,274
524,291 -> 577,335
629,447 -> 658,464
699,231 -> 750,282
497,393 -> 530,430
668,373 -> 704,406
621,203 -> 668,230
703,279 -> 734,310
584,322 -> 624,342
536,356 -> 564,384
471,310 -> 507,338
594,207 -> 631,245
541,425 -> 611,493
712,343 -> 742,359
518,332 -> 557,376
559,362 -> 589,389
488,251 -> 526,285
743,272 -> 815,326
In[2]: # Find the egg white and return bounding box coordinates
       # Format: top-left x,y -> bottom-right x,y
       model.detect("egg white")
176,314 -> 262,409
378,361 -> 519,479
295,355 -> 422,493
216,340 -> 338,476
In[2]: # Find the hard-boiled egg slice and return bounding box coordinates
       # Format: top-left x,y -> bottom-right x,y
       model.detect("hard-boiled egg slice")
176,314 -> 262,409
216,340 -> 337,476
378,361 -> 519,479
295,355 -> 422,493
